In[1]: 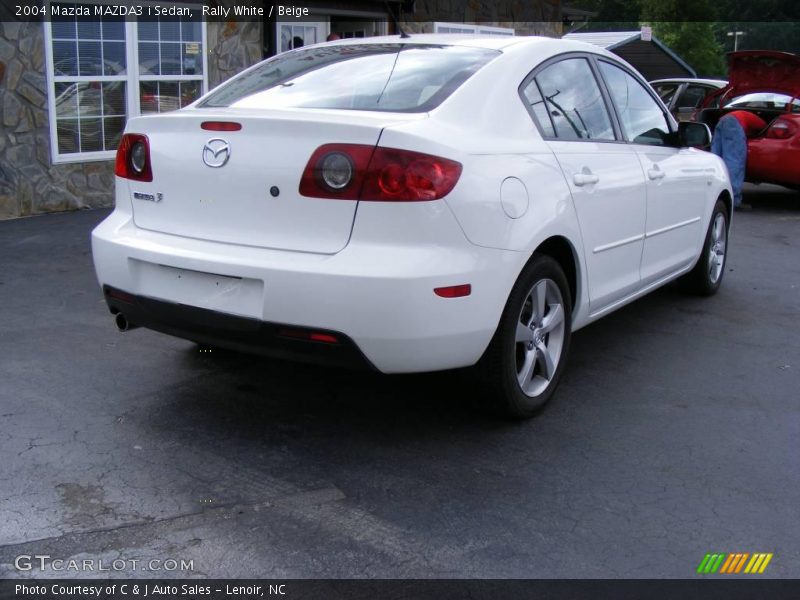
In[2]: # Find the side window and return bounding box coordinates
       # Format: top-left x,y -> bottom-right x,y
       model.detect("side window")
527,58 -> 615,141
654,83 -> 679,105
521,79 -> 556,137
599,61 -> 671,146
677,85 -> 710,110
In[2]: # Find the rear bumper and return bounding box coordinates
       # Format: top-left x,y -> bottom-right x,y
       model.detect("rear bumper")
103,286 -> 374,370
92,206 -> 523,373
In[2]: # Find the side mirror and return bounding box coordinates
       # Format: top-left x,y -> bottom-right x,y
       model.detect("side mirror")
678,121 -> 712,147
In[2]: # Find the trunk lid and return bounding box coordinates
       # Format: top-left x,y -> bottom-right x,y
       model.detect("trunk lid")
124,108 -> 425,254
717,51 -> 800,100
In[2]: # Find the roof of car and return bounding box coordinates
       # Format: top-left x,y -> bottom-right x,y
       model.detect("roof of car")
650,78 -> 727,87
318,34 -> 544,51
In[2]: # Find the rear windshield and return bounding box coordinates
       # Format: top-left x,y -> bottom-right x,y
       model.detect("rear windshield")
726,92 -> 800,112
200,43 -> 499,112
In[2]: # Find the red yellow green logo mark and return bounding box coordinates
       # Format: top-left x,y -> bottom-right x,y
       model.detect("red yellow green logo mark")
697,553 -> 773,574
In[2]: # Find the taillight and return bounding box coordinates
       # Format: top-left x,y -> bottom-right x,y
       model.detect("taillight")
299,144 -> 462,202
115,133 -> 153,182
766,119 -> 797,140
299,144 -> 375,200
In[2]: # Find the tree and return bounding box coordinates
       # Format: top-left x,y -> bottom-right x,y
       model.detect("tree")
647,21 -> 726,77
639,0 -> 726,77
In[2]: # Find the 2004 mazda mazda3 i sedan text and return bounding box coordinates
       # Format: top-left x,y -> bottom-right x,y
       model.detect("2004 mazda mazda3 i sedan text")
93,35 -> 732,418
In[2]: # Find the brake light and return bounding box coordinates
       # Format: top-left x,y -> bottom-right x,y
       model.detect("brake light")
115,133 -> 153,182
299,144 -> 462,202
766,119 -> 797,140
201,121 -> 242,131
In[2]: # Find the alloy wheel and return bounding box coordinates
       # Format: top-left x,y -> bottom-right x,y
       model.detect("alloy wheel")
514,279 -> 566,397
708,212 -> 727,284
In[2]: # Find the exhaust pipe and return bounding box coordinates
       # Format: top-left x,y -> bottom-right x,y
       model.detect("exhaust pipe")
115,313 -> 139,332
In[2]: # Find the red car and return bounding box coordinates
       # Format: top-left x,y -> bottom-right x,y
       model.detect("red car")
699,51 -> 800,190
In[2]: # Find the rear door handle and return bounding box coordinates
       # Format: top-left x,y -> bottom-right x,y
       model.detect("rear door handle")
647,168 -> 665,180
573,173 -> 599,186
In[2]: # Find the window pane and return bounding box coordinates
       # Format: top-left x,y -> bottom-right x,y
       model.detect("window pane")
522,79 -> 555,137
535,58 -> 614,141
281,26 -> 291,52
138,21 -> 158,41
304,27 -> 317,45
160,20 -> 180,42
103,42 -> 126,75
140,81 -> 159,114
139,43 -> 160,75
102,19 -> 125,41
53,41 -> 78,76
77,20 -> 101,40
160,44 -> 181,75
80,118 -> 103,152
182,43 -> 202,75
104,117 -> 126,150
181,21 -> 201,42
179,81 -> 201,107
158,81 -> 180,112
102,82 -> 126,116
78,83 -> 103,117
52,19 -> 76,40
78,41 -> 102,76
54,83 -> 79,118
57,119 -> 80,154
599,61 -> 670,146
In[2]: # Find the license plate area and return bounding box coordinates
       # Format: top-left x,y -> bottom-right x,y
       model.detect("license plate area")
129,260 -> 264,319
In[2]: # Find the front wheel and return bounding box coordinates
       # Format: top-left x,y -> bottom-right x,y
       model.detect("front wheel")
681,199 -> 729,296
478,255 -> 572,419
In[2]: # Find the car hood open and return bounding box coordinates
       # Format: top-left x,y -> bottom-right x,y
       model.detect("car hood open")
722,51 -> 800,98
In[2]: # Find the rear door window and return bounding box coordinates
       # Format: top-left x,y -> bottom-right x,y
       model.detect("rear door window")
200,44 -> 499,112
523,57 -> 615,141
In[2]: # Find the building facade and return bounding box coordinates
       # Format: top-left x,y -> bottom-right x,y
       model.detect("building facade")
0,0 -> 561,220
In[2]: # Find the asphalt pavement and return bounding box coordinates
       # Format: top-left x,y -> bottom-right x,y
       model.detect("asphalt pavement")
1,183 -> 799,578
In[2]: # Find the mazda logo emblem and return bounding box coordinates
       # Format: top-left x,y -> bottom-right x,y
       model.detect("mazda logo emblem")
202,138 -> 231,168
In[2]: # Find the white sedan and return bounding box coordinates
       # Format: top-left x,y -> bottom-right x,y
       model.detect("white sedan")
93,34 -> 732,418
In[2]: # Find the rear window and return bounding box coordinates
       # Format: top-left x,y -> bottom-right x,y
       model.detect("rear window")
200,44 -> 499,113
726,92 -> 800,112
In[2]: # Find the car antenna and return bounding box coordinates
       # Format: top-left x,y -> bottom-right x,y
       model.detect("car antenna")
385,1 -> 411,38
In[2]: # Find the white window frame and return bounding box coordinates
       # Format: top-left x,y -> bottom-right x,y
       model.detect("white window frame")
433,22 -> 515,36
43,1 -> 208,164
273,9 -> 389,54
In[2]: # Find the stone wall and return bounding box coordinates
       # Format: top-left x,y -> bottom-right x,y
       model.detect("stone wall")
0,18 -> 262,220
1,21 -> 108,219
208,20 -> 263,90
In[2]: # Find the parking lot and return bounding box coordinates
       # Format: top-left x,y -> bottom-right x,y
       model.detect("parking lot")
1,183 -> 799,579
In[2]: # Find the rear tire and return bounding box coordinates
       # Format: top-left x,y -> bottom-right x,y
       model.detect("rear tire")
681,199 -> 729,296
478,255 -> 572,419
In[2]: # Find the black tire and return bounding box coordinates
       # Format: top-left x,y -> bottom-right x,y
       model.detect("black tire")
681,199 -> 729,296
478,255 -> 572,419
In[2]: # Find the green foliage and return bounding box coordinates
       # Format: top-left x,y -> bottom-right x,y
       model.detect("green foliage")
647,22 -> 727,77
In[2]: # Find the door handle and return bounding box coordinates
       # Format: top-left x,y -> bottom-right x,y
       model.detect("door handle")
647,168 -> 665,180
573,172 -> 599,186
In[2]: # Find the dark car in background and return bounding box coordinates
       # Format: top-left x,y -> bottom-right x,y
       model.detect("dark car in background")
650,78 -> 727,121
697,51 -> 800,190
